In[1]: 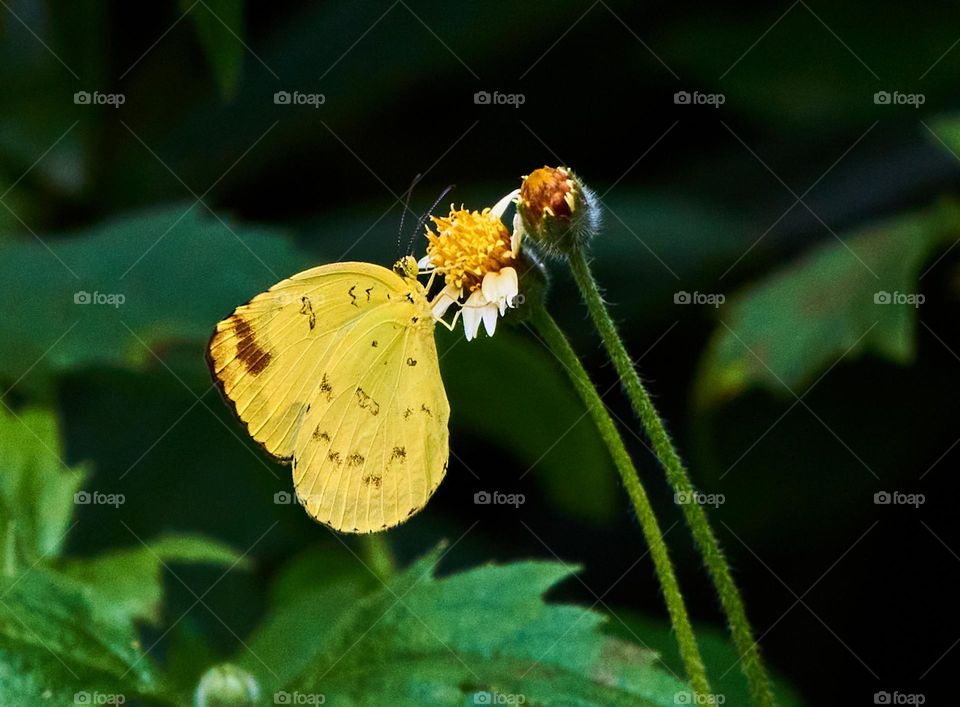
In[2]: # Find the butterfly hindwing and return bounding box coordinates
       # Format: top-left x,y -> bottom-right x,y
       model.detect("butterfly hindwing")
293,321 -> 450,532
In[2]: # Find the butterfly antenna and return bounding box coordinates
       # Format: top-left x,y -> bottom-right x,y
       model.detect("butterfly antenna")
396,173 -> 423,257
406,184 -> 455,256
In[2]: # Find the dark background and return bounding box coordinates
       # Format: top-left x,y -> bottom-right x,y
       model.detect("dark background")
2,1 -> 959,704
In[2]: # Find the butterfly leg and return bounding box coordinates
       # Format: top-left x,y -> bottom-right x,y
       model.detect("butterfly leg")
435,307 -> 463,332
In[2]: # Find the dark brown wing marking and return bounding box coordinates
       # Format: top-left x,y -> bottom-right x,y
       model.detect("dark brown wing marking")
230,316 -> 272,376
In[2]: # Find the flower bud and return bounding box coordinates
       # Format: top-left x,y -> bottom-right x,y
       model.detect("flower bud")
517,166 -> 599,258
194,664 -> 261,707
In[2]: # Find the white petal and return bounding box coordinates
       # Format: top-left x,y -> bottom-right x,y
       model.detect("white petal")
511,211 -> 524,255
431,284 -> 461,319
461,290 -> 486,341
490,188 -> 521,219
417,254 -> 433,271
481,303 -> 498,337
482,267 -> 519,315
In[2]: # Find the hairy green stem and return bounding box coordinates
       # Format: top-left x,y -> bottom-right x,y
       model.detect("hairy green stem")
361,534 -> 395,583
567,247 -> 774,707
530,307 -> 710,698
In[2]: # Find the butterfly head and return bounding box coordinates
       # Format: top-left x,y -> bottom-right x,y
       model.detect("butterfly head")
393,255 -> 420,280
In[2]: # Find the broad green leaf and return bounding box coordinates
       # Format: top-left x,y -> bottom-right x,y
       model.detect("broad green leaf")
283,547 -> 688,706
696,200 -> 960,406
59,533 -> 251,627
0,568 -> 164,705
183,0 -> 246,97
0,406 -> 87,570
0,206 -> 304,389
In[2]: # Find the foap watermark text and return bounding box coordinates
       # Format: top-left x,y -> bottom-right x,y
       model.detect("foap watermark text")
474,90 -> 525,108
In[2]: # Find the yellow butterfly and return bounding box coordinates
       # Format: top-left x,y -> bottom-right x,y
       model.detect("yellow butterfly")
207,189 -> 522,533
207,256 -> 449,533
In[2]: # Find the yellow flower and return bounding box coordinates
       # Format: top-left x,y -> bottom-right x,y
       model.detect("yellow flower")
418,189 -> 523,340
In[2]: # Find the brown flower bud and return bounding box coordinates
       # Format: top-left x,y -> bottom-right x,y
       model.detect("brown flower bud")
517,166 -> 598,257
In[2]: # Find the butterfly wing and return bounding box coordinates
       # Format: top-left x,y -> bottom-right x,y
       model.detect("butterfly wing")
207,262 -> 449,532
293,318 -> 449,532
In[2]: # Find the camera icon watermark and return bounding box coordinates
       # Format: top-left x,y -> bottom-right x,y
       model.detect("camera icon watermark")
471,691 -> 527,705
873,491 -> 924,508
674,491 -> 725,508
873,291 -> 924,307
73,290 -> 126,308
74,691 -> 126,705
473,490 -> 526,508
674,291 -> 725,308
674,90 -> 725,108
874,691 -> 926,705
274,90 -> 326,108
274,691 -> 326,704
74,490 -> 126,508
873,91 -> 925,108
74,91 -> 126,108
674,691 -> 726,705
473,90 -> 525,108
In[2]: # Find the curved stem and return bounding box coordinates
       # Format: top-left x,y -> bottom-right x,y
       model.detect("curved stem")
529,307 -> 710,698
360,534 -> 395,583
567,247 -> 774,707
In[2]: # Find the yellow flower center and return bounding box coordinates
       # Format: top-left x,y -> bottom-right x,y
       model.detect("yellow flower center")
425,206 -> 514,292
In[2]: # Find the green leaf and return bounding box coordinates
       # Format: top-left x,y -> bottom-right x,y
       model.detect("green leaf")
0,568 -> 164,705
183,0 -> 246,97
0,406 -> 87,570
0,206 -> 305,389
59,533 -> 250,627
696,200 -> 960,406
282,547 -> 688,706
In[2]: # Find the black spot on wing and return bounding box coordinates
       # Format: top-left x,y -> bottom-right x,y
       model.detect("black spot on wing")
356,388 -> 380,416
299,296 -> 317,330
319,373 -> 334,401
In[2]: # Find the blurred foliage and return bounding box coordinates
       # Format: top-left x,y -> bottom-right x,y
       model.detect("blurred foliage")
184,0 -> 248,98
0,406 -> 244,704
696,199 -> 960,406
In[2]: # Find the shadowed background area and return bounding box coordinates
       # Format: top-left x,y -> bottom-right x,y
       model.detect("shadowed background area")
2,1 -> 958,704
